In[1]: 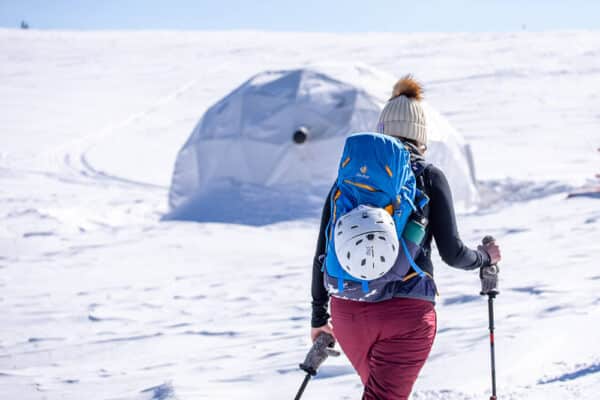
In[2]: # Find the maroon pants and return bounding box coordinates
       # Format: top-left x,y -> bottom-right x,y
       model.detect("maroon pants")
331,296 -> 437,400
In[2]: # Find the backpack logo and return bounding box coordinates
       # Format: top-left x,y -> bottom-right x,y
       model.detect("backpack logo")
356,165 -> 370,179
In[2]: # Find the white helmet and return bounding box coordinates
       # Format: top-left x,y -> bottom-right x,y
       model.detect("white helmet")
333,205 -> 399,281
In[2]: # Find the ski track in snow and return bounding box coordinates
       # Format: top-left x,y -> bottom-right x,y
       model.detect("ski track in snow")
1,29 -> 599,399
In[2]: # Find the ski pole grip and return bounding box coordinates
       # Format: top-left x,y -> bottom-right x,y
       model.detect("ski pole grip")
299,333 -> 336,376
482,235 -> 496,246
480,235 -> 499,296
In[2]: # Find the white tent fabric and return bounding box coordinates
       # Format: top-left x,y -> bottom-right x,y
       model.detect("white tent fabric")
422,102 -> 479,211
165,66 -> 478,224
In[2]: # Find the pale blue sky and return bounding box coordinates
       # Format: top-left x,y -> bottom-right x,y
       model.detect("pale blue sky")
1,0 -> 598,32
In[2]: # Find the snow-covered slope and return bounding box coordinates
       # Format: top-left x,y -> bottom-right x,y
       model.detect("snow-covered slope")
0,29 -> 599,400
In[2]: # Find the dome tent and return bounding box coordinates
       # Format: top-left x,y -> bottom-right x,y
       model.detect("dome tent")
164,68 -> 382,224
164,65 -> 478,224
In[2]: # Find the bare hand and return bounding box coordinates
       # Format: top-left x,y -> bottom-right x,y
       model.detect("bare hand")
311,322 -> 335,343
479,240 -> 502,265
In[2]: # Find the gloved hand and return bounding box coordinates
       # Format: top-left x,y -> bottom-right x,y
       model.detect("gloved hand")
311,321 -> 334,343
479,240 -> 502,265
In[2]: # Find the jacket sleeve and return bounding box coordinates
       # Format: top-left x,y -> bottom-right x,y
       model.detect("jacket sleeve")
311,187 -> 333,328
427,166 -> 491,270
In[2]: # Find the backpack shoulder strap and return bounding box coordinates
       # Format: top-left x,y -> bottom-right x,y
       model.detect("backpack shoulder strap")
405,145 -> 430,187
324,184 -> 338,246
411,158 -> 430,179
410,159 -> 431,209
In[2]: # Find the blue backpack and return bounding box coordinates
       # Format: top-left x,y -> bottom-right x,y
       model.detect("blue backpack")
323,132 -> 429,300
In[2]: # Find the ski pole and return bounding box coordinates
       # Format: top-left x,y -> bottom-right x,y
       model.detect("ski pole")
481,235 -> 499,400
294,374 -> 311,400
486,292 -> 497,400
294,332 -> 339,400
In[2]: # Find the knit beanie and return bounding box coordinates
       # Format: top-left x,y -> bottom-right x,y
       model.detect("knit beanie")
376,75 -> 427,145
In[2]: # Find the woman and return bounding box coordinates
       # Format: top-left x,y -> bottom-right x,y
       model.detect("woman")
310,76 -> 502,399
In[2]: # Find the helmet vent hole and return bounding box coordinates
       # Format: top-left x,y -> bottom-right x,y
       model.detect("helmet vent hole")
351,225 -> 359,229
360,274 -> 367,279
346,251 -> 351,259
361,259 -> 366,266
392,245 -> 396,252
355,239 -> 363,245
337,230 -> 343,236
367,234 -> 375,241
379,271 -> 385,276
380,256 -> 385,262
362,214 -> 368,219
378,236 -> 386,241
346,265 -> 351,271
376,220 -> 384,224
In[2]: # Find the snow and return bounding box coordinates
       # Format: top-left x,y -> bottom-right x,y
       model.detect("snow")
1,29 -> 599,399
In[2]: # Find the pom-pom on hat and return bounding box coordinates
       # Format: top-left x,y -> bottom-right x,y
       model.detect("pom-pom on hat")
376,75 -> 427,145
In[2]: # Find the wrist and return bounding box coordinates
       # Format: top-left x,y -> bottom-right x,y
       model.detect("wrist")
311,316 -> 330,328
478,245 -> 492,267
